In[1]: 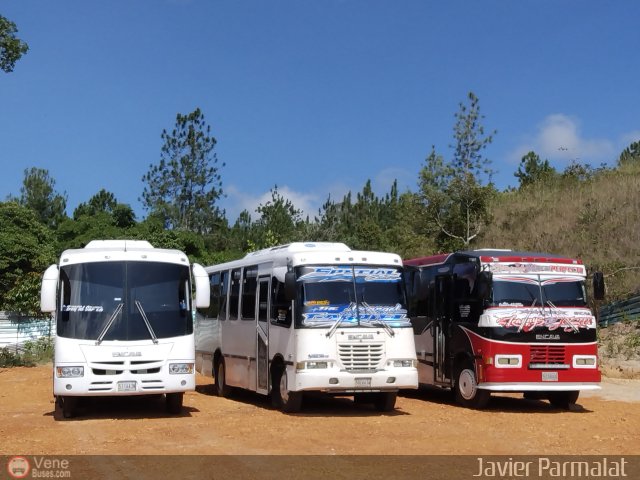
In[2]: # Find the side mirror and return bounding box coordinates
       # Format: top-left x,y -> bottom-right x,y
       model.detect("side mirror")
192,263 -> 211,309
284,271 -> 296,301
593,271 -> 605,301
41,264 -> 59,313
476,271 -> 493,300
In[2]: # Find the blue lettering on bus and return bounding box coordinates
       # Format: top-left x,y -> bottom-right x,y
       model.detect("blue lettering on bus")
298,267 -> 401,283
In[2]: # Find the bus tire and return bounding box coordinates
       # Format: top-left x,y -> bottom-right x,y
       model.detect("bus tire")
548,391 -> 579,409
166,392 -> 184,414
272,367 -> 302,413
61,396 -> 78,419
353,393 -> 375,405
373,392 -> 397,412
454,361 -> 490,409
215,358 -> 232,398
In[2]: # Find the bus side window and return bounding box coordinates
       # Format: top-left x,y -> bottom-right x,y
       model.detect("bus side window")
270,278 -> 292,328
206,272 -> 221,319
219,270 -> 229,320
241,265 -> 258,320
229,268 -> 241,321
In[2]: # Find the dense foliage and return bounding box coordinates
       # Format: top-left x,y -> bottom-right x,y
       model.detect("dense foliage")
0,14 -> 29,73
2,98 -> 639,314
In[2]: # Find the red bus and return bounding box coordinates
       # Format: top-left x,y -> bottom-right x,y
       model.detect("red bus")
404,249 -> 604,409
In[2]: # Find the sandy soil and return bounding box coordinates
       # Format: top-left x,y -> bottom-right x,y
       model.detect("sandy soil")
0,364 -> 639,457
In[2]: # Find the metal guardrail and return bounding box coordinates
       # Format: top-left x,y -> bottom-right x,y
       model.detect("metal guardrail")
598,295 -> 640,327
0,312 -> 54,352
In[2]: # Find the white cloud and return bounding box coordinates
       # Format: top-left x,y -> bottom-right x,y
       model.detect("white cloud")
508,114 -> 615,164
223,167 -> 416,223
223,184 -> 321,222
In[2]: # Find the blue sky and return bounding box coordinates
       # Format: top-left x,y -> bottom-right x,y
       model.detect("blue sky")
1,0 -> 639,222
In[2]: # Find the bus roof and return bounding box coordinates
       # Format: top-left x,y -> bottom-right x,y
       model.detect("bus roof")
205,242 -> 402,275
404,249 -> 583,267
59,239 -> 190,266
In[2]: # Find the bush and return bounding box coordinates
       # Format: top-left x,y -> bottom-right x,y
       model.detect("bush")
0,336 -> 54,367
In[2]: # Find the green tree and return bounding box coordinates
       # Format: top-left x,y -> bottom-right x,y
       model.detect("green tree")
515,151 -> 557,187
56,212 -> 127,250
16,167 -> 68,229
141,108 -> 224,233
0,202 -> 55,312
617,140 -> 640,167
253,186 -> 307,248
0,15 -> 29,73
74,188 -> 136,228
311,179 -> 421,253
418,92 -> 496,250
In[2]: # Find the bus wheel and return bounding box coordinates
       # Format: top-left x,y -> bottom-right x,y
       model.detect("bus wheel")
215,358 -> 232,398
548,391 -> 579,409
61,396 -> 78,419
454,362 -> 490,409
166,392 -> 184,414
272,367 -> 302,413
373,392 -> 397,412
353,393 -> 375,405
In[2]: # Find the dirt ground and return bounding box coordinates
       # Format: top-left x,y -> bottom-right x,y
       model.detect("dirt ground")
1,364 -> 639,457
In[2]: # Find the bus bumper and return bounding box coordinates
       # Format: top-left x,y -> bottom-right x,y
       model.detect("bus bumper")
291,368 -> 418,392
53,364 -> 196,396
479,382 -> 601,392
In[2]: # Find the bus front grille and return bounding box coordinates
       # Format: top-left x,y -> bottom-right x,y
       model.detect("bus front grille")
529,345 -> 567,368
338,343 -> 384,371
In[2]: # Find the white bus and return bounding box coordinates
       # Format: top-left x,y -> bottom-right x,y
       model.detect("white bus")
195,242 -> 418,412
40,240 -> 210,418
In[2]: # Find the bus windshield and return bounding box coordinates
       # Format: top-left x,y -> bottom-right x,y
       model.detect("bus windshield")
57,261 -> 192,340
491,276 -> 588,308
295,265 -> 409,328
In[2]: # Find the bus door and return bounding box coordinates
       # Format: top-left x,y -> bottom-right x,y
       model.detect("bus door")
434,274 -> 451,385
256,276 -> 271,394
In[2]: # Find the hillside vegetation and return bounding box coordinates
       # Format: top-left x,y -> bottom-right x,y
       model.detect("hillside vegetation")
481,162 -> 640,301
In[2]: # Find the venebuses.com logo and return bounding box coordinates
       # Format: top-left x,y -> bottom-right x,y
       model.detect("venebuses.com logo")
6,456 -> 71,478
6,457 -> 30,479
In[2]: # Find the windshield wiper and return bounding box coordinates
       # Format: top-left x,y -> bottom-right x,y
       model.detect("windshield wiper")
135,300 -> 158,344
518,298 -> 538,333
325,302 -> 355,338
96,303 -> 124,345
546,300 -> 579,333
360,302 -> 395,337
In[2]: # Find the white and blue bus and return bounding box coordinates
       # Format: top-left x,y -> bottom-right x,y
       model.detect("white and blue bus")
41,240 -> 210,418
195,242 -> 418,413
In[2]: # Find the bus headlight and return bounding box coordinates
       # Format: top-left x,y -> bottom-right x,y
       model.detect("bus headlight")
169,363 -> 194,374
56,366 -> 84,378
296,361 -> 329,371
389,360 -> 416,368
495,355 -> 522,368
573,355 -> 597,368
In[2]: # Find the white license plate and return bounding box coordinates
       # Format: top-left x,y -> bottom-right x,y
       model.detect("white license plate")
117,381 -> 137,392
542,371 -> 558,382
355,377 -> 371,387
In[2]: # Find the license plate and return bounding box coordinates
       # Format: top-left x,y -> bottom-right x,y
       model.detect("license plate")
117,381 -> 137,392
355,377 -> 371,387
542,371 -> 558,382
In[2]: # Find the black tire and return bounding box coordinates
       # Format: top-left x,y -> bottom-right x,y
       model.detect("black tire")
453,361 -> 490,409
353,393 -> 375,405
523,391 -> 545,401
166,392 -> 184,414
61,396 -> 78,419
548,391 -> 579,409
272,367 -> 302,413
215,358 -> 232,398
373,392 -> 397,412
